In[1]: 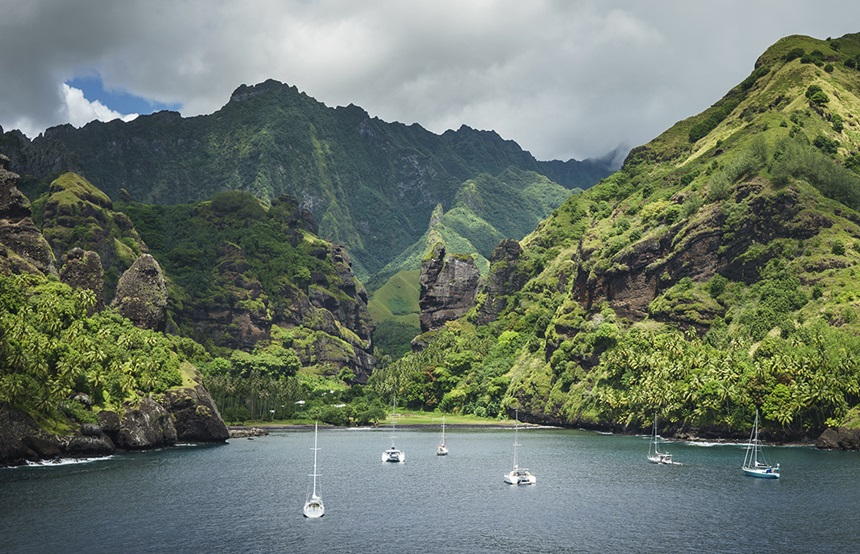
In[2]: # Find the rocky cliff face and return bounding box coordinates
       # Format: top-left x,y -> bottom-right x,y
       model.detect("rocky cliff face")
111,254 -> 169,332
418,243 -> 480,333
0,154 -> 56,276
573,179 -> 827,327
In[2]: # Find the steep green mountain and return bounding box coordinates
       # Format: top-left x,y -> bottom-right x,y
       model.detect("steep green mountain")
0,79 -> 615,282
380,33 -> 860,441
367,167 -> 576,356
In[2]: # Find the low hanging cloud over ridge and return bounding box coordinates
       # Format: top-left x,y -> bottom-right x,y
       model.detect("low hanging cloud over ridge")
2,0 -> 860,161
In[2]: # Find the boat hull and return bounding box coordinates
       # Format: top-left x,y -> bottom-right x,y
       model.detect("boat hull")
743,467 -> 780,479
436,446 -> 448,456
504,469 -> 536,485
303,497 -> 325,518
382,449 -> 405,463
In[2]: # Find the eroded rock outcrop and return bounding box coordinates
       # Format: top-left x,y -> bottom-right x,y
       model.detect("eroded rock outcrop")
162,384 -> 230,442
418,243 -> 480,333
0,154 -> 56,276
476,239 -> 528,324
60,248 -> 105,312
111,254 -> 168,331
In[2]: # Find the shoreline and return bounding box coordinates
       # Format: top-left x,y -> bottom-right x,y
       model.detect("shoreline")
227,423 -> 816,446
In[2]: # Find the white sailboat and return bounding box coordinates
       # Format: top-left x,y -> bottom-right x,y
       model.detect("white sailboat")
436,416 -> 449,456
742,410 -> 780,479
503,410 -> 536,485
302,422 -> 325,518
647,412 -> 680,465
382,394 -> 405,463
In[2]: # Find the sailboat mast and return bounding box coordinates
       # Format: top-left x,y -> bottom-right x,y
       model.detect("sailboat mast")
512,409 -> 520,469
312,422 -> 320,496
752,411 -> 759,466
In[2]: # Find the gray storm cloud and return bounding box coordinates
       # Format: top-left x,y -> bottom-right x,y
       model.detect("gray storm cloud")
1,0 -> 859,161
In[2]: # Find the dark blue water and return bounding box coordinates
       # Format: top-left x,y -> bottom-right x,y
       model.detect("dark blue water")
2,428 -> 858,553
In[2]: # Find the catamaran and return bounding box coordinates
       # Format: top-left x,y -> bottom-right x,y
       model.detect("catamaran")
742,410 -> 780,479
503,410 -> 536,485
436,416 -> 449,456
302,422 -> 325,518
382,394 -> 405,463
647,412 -> 680,465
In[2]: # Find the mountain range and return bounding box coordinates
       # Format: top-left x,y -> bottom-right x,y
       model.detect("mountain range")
0,79 -> 617,282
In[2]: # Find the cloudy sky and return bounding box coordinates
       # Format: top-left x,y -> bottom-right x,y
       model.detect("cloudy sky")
2,1 -> 860,162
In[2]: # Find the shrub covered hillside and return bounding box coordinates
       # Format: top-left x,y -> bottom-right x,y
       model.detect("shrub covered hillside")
119,190 -> 376,383
381,33 -> 860,440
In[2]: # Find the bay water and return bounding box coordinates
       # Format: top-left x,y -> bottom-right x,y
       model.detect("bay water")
2,427 -> 858,553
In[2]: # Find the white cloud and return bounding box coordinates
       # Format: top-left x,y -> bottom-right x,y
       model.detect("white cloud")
60,84 -> 136,128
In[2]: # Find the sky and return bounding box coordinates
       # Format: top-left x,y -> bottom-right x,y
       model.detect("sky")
2,1 -> 860,163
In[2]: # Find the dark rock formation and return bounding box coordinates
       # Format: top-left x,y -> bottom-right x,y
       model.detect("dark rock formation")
0,154 -> 56,276
816,427 -> 860,450
0,406 -> 62,465
418,243 -> 480,333
177,238 -> 376,382
162,385 -> 229,442
114,397 -> 177,449
59,247 -> 105,312
476,239 -> 528,324
111,254 -> 168,331
0,381 -> 230,465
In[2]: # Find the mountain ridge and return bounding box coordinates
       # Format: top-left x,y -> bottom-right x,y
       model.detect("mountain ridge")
0,79 -> 617,282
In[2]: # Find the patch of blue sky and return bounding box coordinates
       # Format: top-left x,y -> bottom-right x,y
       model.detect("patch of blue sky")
65,76 -> 181,116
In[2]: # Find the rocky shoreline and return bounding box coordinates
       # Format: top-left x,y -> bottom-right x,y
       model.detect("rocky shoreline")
0,384 -> 229,467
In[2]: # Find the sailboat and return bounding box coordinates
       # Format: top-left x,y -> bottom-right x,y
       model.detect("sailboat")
742,410 -> 780,479
503,410 -> 536,485
647,413 -> 680,465
382,394 -> 405,463
436,416 -> 449,456
302,422 -> 325,518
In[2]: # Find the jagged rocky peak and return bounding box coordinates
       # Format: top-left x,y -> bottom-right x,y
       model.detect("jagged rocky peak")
111,254 -> 168,331
59,248 -> 105,313
0,153 -> 56,276
418,243 -> 480,333
229,79 -> 302,104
